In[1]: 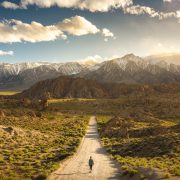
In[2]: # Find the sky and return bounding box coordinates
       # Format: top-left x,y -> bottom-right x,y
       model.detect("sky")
0,0 -> 180,63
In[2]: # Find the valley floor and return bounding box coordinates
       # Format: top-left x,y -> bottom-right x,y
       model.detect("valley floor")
0,92 -> 179,179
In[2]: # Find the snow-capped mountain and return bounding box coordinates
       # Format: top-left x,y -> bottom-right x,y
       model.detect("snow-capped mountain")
0,53 -> 180,90
0,62 -> 44,79
80,54 -> 180,84
0,61 -> 88,79
58,62 -> 88,75
0,62 -> 87,90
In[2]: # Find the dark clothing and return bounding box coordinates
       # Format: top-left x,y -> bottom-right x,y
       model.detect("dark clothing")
89,158 -> 94,171
89,159 -> 94,166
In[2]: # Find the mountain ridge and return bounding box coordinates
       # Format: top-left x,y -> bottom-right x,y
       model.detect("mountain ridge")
79,54 -> 180,84
1,53 -> 180,90
15,76 -> 180,100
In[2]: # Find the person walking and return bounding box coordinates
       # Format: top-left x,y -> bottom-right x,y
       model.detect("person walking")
89,156 -> 94,172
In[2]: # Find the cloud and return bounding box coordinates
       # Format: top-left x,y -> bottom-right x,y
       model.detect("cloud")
1,1 -> 20,9
0,50 -> 14,56
1,0 -> 179,22
57,16 -> 100,36
124,5 -> 178,19
0,19 -> 65,43
124,5 -> 158,17
6,0 -> 133,12
163,0 -> 172,2
102,28 -> 115,42
163,0 -> 180,2
102,28 -> 114,38
0,16 -> 114,43
177,11 -> 180,18
78,55 -> 104,65
20,0 -> 80,9
77,54 -> 128,64
77,0 -> 132,12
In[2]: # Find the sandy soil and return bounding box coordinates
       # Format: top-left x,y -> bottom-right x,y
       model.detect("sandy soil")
48,116 -> 121,180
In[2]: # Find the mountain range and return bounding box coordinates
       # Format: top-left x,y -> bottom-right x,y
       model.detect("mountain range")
80,54 -> 180,84
0,53 -> 180,90
0,62 -> 88,90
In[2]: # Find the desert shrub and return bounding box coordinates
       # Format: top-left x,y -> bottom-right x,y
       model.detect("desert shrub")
21,98 -> 32,107
0,106 -> 89,179
101,116 -> 134,138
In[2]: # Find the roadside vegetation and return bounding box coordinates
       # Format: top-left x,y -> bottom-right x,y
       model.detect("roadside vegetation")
98,116 -> 180,178
0,98 -> 89,179
96,93 -> 180,179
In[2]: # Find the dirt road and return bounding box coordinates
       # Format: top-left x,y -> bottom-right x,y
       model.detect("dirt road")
48,116 -> 121,180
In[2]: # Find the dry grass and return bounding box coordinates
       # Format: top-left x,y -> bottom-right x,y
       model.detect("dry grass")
0,100 -> 89,179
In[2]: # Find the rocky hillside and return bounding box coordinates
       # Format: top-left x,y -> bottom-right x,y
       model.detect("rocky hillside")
15,76 -> 180,99
17,76 -> 108,99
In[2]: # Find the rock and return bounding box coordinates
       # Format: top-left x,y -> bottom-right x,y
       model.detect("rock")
3,127 -> 14,134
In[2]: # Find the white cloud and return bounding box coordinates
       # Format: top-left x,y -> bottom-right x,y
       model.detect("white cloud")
124,5 -> 177,19
1,0 -> 179,22
176,11 -> 180,23
102,28 -> 115,42
78,55 -> 104,65
177,11 -> 180,18
77,0 -> 132,12
1,1 -> 20,9
20,0 -> 80,9
102,28 -> 114,37
0,16 -> 113,43
163,0 -> 180,2
1,0 -> 133,12
163,0 -> 172,2
77,54 -> 124,65
0,19 -> 65,43
0,50 -> 14,56
57,16 -> 100,36
125,5 -> 158,17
